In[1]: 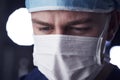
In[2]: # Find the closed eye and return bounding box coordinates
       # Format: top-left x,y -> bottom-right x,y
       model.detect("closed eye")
64,26 -> 93,35
37,26 -> 54,34
70,26 -> 91,31
38,26 -> 54,31
68,26 -> 91,32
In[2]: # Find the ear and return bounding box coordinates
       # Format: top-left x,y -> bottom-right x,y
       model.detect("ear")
107,11 -> 120,41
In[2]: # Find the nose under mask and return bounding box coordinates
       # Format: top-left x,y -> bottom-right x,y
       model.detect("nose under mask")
33,35 -> 103,80
33,16 -> 110,80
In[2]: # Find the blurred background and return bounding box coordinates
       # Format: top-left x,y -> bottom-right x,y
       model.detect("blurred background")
0,0 -> 34,80
0,0 -> 120,80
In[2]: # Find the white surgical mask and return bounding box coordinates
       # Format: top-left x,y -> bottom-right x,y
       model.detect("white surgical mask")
33,35 -> 103,80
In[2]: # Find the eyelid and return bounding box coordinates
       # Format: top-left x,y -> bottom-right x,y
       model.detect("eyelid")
69,26 -> 91,30
38,26 -> 54,30
38,26 -> 54,34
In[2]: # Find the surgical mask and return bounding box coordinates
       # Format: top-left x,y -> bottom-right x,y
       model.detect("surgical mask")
33,35 -> 103,80
33,17 -> 110,80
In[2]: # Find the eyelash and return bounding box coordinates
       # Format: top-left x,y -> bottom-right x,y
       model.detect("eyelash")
68,26 -> 91,31
38,26 -> 54,31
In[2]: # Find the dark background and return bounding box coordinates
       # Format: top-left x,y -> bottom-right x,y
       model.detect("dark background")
0,0 -> 34,80
0,0 -> 120,80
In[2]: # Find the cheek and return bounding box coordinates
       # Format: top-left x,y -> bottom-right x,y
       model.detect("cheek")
32,24 -> 42,35
82,26 -> 104,37
33,27 -> 46,35
33,26 -> 39,35
91,21 -> 107,37
92,27 -> 104,37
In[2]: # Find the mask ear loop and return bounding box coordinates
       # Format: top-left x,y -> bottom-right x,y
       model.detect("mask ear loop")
96,15 -> 111,65
103,40 -> 111,63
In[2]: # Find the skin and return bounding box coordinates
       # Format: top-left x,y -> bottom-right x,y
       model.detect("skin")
31,11 -> 110,37
31,10 -> 120,78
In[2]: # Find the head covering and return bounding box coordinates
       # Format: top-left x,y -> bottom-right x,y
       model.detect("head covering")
25,0 -> 120,13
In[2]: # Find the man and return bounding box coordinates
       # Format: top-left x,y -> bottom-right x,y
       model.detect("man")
22,0 -> 120,80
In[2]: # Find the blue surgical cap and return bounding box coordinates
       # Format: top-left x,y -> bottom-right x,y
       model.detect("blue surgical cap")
25,0 -> 120,13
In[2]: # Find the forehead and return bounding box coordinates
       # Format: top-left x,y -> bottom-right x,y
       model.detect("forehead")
31,10 -> 108,21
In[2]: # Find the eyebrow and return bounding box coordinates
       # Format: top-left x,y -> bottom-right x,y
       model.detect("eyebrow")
32,19 -> 54,27
32,18 -> 93,27
67,18 -> 92,26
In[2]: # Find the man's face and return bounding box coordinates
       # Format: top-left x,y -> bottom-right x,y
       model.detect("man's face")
31,11 -> 108,37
